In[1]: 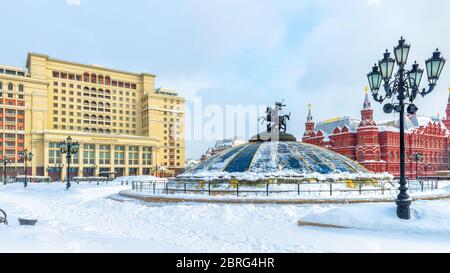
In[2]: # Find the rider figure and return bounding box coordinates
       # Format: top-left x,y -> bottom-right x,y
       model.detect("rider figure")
260,100 -> 288,133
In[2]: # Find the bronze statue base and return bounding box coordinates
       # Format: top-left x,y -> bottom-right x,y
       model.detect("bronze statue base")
249,131 -> 297,142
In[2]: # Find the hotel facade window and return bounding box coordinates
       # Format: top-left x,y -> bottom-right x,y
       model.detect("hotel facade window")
114,145 -> 125,165
99,145 -> 111,165
128,146 -> 139,165
83,144 -> 95,164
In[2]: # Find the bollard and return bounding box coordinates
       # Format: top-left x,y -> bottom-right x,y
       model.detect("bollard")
330,183 -> 332,196
153,182 -> 156,194
266,183 -> 269,197
208,182 -> 211,196
297,183 -> 300,195
236,183 -> 239,197
184,183 -> 187,194
359,183 -> 362,195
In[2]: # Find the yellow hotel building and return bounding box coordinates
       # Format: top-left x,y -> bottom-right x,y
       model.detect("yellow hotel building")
0,53 -> 185,180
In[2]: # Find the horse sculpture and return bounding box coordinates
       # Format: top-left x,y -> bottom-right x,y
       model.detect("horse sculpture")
279,113 -> 291,133
258,100 -> 290,133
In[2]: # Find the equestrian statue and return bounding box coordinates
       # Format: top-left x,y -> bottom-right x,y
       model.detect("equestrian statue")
258,100 -> 291,133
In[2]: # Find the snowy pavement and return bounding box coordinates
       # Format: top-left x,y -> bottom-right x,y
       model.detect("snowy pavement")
1,183 -> 450,252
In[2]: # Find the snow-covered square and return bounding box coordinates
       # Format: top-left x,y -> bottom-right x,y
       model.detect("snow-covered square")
1,180 -> 450,253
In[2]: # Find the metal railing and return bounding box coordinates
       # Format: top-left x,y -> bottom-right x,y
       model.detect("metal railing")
1,177 -> 17,184
131,179 -> 441,198
1,176 -> 109,185
71,177 -> 111,185
5,176 -> 52,184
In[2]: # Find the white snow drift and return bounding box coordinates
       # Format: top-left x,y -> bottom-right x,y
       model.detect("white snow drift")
1,182 -> 450,252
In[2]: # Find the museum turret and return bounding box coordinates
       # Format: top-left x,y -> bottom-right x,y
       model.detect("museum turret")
359,88 -> 376,126
303,103 -> 315,140
444,88 -> 450,130
356,88 -> 384,172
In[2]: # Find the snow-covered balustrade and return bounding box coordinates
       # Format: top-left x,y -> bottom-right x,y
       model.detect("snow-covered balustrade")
15,176 -> 52,183
111,175 -> 168,190
131,179 -> 439,198
72,177 -> 110,183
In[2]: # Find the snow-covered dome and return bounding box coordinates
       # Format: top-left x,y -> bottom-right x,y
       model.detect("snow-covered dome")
178,140 -> 389,182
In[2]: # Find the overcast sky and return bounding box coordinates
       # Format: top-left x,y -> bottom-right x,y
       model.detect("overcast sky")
1,0 -> 449,159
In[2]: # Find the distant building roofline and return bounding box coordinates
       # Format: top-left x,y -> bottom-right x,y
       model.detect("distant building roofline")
27,52 -> 157,78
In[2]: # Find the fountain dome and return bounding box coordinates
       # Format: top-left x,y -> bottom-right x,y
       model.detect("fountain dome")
176,139 -> 389,183
174,101 -> 391,184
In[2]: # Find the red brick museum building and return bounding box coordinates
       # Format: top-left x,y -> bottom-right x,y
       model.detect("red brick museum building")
302,91 -> 450,178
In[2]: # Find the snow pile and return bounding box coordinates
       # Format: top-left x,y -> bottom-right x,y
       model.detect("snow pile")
301,201 -> 450,235
302,172 -> 393,181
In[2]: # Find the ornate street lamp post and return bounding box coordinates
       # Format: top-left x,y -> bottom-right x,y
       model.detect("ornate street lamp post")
20,149 -> 33,188
1,158 -> 12,185
424,160 -> 431,177
92,164 -> 98,177
410,153 -> 423,180
57,162 -> 63,182
367,37 -> 446,220
92,164 -> 99,185
59,136 -> 79,190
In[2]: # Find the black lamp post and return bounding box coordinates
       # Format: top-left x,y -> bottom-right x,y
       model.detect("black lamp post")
46,167 -> 50,183
59,136 -> 79,190
92,164 -> 99,185
410,153 -> 423,180
424,160 -> 431,177
367,37 -> 446,220
1,158 -> 12,185
57,162 -> 63,182
20,149 -> 33,188
92,164 -> 98,177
